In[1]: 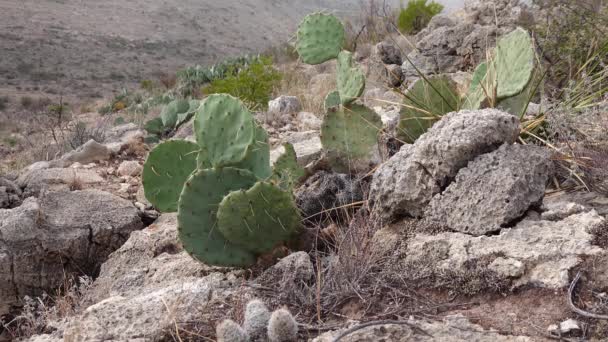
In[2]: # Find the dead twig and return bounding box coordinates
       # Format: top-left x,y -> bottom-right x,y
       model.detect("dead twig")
568,271 -> 608,320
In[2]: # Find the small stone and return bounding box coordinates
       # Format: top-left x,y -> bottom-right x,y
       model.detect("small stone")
548,319 -> 581,335
70,162 -> 83,169
296,112 -> 322,131
119,183 -> 131,194
118,160 -> 143,177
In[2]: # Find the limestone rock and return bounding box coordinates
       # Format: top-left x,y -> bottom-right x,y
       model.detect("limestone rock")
0,177 -> 21,209
384,64 -> 404,87
117,160 -> 143,177
296,112 -> 322,131
267,96 -> 301,123
313,314 -> 531,341
375,41 -> 402,65
17,168 -> 104,197
370,109 -> 520,221
426,144 -> 553,235
56,140 -> 111,167
0,190 -> 142,315
403,211 -> 604,289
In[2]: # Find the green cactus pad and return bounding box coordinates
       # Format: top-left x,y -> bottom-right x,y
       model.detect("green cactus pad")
324,90 -> 341,112
233,125 -> 271,179
397,76 -> 459,143
321,104 -> 382,171
296,13 -> 345,65
196,147 -> 211,170
217,181 -> 301,254
272,143 -> 305,190
176,100 -> 200,127
337,51 -> 365,105
193,94 -> 255,167
462,62 -> 495,110
178,167 -> 258,267
161,99 -> 190,128
144,117 -> 164,135
495,27 -> 535,99
142,140 -> 199,212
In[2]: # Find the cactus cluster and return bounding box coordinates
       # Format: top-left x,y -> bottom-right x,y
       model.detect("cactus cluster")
295,13 -> 381,172
144,99 -> 199,142
142,94 -> 302,267
398,27 -> 536,143
463,27 -> 536,116
216,299 -> 298,342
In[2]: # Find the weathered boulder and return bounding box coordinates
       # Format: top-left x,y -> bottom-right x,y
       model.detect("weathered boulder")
375,41 -> 402,65
370,109 -> 520,221
55,140 -> 111,167
83,213 -> 207,304
103,123 -> 146,153
313,314 -> 531,341
0,177 -> 21,209
27,214 -> 244,342
384,64 -> 404,87
267,96 -> 302,123
296,111 -> 322,131
296,171 -> 363,223
117,160 -> 142,177
398,210 -> 605,289
17,168 -> 104,197
426,144 -> 553,235
0,190 -> 142,315
284,131 -> 323,166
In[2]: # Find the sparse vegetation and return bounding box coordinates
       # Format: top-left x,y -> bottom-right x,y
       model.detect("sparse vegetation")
203,56 -> 282,110
397,0 -> 443,34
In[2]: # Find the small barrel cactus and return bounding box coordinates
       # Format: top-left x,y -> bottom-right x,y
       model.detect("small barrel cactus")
216,300 -> 298,342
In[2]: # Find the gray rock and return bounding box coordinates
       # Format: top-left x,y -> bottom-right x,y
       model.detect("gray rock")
313,314 -> 531,341
375,41 -> 402,65
296,111 -> 322,131
370,109 -> 520,221
17,168 -> 104,197
296,171 -> 363,223
0,177 -> 21,209
0,190 -> 142,315
402,210 -> 604,289
267,96 -> 301,123
55,139 -> 111,167
84,213 -> 208,304
426,144 -> 553,236
283,131 -> 323,166
117,160 -> 142,177
384,64 -> 404,87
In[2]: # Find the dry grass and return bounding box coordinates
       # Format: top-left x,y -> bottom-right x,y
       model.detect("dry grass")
1,275 -> 92,340
274,63 -> 336,114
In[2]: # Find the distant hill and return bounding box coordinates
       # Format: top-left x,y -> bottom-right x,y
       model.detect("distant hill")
0,0 -> 463,99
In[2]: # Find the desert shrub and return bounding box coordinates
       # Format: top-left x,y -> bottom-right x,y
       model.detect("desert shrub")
397,0 -> 443,34
530,0 -> 608,96
68,121 -> 106,149
203,56 -> 282,110
0,96 -> 9,111
159,72 -> 177,89
176,55 -> 262,97
140,79 -> 155,91
344,0 -> 399,50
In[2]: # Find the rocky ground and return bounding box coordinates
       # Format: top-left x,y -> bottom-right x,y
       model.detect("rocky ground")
1,0 -> 608,341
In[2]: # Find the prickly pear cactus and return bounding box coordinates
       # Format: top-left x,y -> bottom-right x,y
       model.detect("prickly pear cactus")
272,143 -> 305,190
193,94 -> 255,168
324,90 -> 341,112
337,51 -> 365,105
142,140 -> 198,212
494,27 -> 535,99
178,167 -> 258,267
217,182 -> 301,254
296,13 -> 345,65
398,76 -> 459,143
321,104 -> 382,172
462,62 -> 494,110
233,125 -> 272,180
161,99 -> 190,128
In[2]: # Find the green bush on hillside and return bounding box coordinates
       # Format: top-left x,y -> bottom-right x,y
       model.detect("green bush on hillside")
203,56 -> 282,110
398,0 -> 443,34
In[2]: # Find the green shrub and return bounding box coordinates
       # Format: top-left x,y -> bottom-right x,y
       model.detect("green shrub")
176,55 -> 262,97
397,0 -> 443,34
203,56 -> 282,110
140,79 -> 155,92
